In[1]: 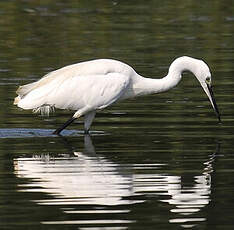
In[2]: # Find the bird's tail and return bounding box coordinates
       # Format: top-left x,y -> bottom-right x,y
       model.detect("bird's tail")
13,95 -> 20,105
14,82 -> 39,106
14,81 -> 54,111
14,69 -> 68,114
14,86 -> 55,116
16,82 -> 38,96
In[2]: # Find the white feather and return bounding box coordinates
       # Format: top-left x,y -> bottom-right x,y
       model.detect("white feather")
14,57 -> 219,133
33,105 -> 55,116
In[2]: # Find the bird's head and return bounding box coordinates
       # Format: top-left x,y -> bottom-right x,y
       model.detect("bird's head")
193,59 -> 221,123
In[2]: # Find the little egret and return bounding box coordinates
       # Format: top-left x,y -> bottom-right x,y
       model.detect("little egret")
14,56 -> 221,134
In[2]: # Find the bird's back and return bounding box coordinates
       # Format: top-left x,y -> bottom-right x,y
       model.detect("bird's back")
14,59 -> 136,112
16,59 -> 135,98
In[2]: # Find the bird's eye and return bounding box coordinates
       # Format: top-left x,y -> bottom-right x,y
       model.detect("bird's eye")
205,77 -> 211,84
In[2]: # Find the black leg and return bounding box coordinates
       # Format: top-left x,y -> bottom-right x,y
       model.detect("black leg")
84,129 -> 90,134
53,117 -> 76,135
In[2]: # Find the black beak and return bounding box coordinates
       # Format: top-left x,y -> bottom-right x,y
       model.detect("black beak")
207,84 -> 221,123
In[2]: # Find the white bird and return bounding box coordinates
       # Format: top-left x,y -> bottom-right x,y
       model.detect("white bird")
14,56 -> 221,135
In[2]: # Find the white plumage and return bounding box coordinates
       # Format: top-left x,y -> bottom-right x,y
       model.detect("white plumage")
14,56 -> 220,134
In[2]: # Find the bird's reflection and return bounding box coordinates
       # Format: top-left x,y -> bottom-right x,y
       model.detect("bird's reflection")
14,135 -> 135,206
14,136 -> 219,228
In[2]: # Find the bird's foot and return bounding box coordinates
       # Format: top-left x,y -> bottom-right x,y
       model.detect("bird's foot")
53,130 -> 62,135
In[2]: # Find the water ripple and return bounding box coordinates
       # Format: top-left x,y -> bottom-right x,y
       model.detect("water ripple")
0,128 -> 104,138
13,136 -> 218,228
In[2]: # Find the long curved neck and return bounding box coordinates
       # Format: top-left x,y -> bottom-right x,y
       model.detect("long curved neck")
133,56 -> 200,97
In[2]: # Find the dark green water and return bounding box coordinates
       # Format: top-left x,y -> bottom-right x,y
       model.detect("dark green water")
0,1 -> 234,229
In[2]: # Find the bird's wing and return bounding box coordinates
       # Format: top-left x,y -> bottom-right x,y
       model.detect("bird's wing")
47,72 -> 131,111
16,59 -> 133,98
17,72 -> 131,112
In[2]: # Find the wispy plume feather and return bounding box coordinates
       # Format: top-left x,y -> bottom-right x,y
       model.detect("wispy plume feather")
33,105 -> 55,116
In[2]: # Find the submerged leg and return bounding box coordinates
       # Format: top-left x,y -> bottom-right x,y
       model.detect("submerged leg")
83,134 -> 96,155
53,117 -> 76,135
84,111 -> 96,134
